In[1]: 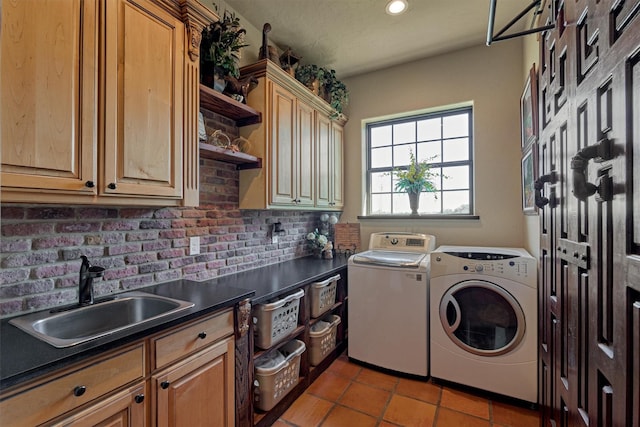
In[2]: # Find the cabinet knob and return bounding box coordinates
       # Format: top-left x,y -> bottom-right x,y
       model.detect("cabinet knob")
160,381 -> 171,389
134,394 -> 145,404
107,183 -> 117,190
73,385 -> 87,397
85,181 -> 95,188
198,332 -> 207,339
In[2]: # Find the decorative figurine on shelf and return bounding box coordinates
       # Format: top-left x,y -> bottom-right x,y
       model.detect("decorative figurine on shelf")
323,241 -> 334,259
222,73 -> 258,104
259,23 -> 280,63
279,47 -> 301,77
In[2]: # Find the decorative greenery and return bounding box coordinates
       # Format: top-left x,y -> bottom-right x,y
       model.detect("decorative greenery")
394,151 -> 439,196
322,69 -> 349,118
200,10 -> 248,78
295,65 -> 349,118
306,228 -> 329,251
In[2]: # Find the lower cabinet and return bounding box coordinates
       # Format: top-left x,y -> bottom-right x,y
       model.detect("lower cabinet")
0,310 -> 236,427
50,382 -> 147,427
153,337 -> 235,427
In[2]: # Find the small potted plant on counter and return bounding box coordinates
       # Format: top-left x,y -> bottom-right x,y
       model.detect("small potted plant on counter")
200,10 -> 248,92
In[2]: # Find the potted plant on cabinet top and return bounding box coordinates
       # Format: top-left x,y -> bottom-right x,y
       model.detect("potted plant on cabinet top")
200,10 -> 248,92
394,151 -> 439,216
295,65 -> 349,119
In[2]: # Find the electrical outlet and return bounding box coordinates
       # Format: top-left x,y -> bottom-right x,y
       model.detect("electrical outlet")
272,235 -> 279,245
189,236 -> 200,255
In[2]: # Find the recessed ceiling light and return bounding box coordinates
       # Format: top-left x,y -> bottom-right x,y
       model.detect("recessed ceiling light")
386,0 -> 408,15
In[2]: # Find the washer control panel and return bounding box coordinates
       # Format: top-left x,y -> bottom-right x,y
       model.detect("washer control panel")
430,246 -> 536,287
368,232 -> 436,253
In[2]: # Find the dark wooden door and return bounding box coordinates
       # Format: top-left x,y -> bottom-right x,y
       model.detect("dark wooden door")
537,1 -> 640,426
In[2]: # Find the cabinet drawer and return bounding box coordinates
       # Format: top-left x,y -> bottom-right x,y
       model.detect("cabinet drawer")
0,343 -> 145,427
152,309 -> 233,369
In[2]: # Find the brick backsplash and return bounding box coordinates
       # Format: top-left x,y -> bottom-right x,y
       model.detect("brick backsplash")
0,113 -> 335,318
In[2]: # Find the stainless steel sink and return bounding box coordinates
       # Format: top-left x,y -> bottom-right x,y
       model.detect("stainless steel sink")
9,291 -> 194,348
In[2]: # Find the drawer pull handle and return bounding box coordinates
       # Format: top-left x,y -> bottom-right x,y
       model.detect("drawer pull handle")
73,385 -> 87,397
107,183 -> 117,190
198,332 -> 207,339
160,381 -> 171,389
134,394 -> 145,404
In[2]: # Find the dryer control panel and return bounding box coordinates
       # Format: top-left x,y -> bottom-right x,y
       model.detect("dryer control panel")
430,246 -> 536,288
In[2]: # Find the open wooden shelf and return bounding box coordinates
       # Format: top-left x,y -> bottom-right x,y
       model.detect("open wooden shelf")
199,84 -> 262,126
199,143 -> 262,170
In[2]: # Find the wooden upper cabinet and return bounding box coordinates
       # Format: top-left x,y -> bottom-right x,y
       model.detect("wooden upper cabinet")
0,0 -> 99,195
102,0 -> 183,199
315,113 -> 343,210
0,0 -> 214,206
238,60 -> 346,210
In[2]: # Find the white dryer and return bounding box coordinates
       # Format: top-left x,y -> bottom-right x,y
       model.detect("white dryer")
348,232 -> 436,377
429,246 -> 537,403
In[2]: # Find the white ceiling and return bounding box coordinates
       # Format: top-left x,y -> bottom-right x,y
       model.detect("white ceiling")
222,0 -> 538,78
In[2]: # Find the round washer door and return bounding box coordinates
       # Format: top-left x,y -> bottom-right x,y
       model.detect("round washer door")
439,280 -> 525,356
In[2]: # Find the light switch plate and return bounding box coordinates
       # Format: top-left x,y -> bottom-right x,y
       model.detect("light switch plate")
189,236 -> 200,255
272,235 -> 279,244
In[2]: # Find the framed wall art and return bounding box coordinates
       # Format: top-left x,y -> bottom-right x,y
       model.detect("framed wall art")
520,64 -> 538,150
521,142 -> 537,214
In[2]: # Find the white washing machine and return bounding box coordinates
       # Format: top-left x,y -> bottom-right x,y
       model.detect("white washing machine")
348,232 -> 436,377
430,246 -> 537,403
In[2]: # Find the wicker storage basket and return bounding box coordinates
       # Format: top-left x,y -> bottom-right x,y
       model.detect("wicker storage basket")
309,274 -> 340,318
308,314 -> 341,366
254,339 -> 306,411
253,289 -> 304,349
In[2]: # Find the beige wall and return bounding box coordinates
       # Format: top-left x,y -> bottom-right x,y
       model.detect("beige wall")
522,34 -> 541,259
341,41 -> 527,250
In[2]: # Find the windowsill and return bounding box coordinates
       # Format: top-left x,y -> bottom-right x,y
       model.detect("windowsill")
358,215 -> 480,220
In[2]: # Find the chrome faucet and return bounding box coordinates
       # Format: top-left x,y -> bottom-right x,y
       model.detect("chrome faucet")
79,256 -> 105,305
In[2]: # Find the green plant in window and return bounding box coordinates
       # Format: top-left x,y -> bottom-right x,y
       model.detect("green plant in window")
393,151 -> 439,196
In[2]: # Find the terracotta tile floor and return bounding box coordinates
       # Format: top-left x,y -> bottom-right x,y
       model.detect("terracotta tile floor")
277,353 -> 540,427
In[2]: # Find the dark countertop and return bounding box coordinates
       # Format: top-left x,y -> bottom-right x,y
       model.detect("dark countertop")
0,255 -> 348,391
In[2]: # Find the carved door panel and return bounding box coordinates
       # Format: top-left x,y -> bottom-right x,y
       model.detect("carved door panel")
538,1 -> 640,426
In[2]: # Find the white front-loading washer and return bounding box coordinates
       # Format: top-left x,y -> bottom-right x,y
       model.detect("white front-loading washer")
348,232 -> 436,377
429,246 -> 537,403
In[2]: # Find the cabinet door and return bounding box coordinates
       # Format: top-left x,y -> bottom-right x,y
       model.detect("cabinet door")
1,0 -> 98,196
315,112 -> 332,208
154,337 -> 235,427
269,83 -> 297,206
50,383 -> 147,427
296,101 -> 315,207
331,123 -> 344,209
103,0 -> 183,198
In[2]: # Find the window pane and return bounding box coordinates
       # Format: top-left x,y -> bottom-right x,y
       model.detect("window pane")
371,172 -> 392,193
417,118 -> 441,141
393,122 -> 415,144
442,166 -> 469,190
393,144 -> 414,166
442,138 -> 469,162
392,193 -> 411,214
420,192 -> 441,214
443,113 -> 469,139
371,193 -> 391,214
417,141 -> 441,162
366,107 -> 473,216
371,146 -> 393,168
371,126 -> 392,148
442,190 -> 470,213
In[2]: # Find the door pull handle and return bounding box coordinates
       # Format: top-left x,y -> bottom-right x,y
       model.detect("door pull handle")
534,171 -> 556,208
571,138 -> 613,201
